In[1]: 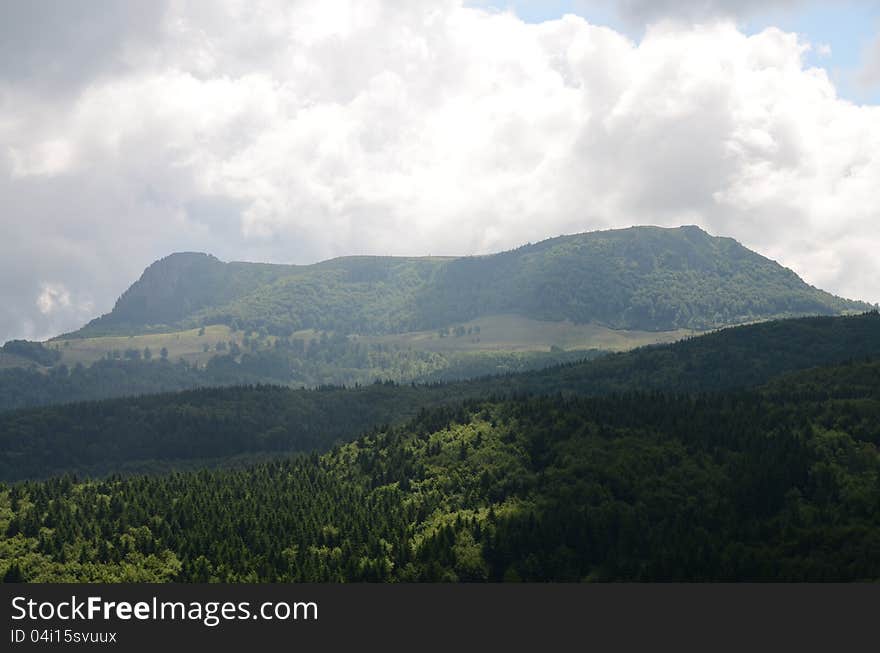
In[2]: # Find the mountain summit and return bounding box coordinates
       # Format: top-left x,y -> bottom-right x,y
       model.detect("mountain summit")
71,225 -> 871,338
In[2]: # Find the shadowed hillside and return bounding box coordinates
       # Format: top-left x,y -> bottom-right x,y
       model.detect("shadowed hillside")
1,312 -> 878,481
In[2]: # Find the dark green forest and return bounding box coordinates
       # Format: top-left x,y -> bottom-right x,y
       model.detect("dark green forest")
3,313 -> 879,582
70,226 -> 871,339
2,313 -> 879,480
2,357 -> 878,582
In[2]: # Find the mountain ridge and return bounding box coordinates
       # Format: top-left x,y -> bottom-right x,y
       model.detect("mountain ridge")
65,225 -> 873,339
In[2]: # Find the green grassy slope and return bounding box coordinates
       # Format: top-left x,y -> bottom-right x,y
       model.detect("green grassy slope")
50,315 -> 691,369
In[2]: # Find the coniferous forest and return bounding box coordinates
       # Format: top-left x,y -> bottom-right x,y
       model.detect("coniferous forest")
2,316 -> 879,582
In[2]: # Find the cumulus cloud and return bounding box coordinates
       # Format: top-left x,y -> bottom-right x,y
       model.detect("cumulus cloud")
0,1 -> 167,93
1,1 -> 879,342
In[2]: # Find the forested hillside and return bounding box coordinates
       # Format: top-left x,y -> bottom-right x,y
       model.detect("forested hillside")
3,358 -> 878,582
70,226 -> 871,339
0,343 -> 601,414
1,313 -> 878,481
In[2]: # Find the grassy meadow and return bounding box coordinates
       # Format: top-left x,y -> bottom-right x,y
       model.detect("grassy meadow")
45,315 -> 700,368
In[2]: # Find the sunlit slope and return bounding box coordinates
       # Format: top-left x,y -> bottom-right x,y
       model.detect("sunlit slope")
49,315 -> 698,368
51,325 -> 236,367
359,314 -> 698,353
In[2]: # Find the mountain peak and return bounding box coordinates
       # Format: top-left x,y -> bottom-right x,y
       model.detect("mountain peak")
157,251 -> 220,263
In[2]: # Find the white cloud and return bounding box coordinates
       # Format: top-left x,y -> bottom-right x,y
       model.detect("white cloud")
1,1 -> 879,342
36,283 -> 71,316
8,140 -> 74,178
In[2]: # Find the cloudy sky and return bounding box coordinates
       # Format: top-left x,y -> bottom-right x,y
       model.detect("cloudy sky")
2,0 -> 879,342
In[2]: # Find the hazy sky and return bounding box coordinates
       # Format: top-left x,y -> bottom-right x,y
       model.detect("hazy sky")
2,0 -> 879,342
